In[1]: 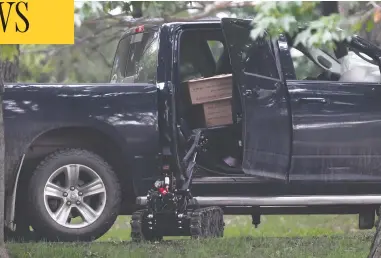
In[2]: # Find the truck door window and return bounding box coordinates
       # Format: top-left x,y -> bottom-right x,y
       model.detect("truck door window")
178,30 -> 218,81
244,38 -> 279,79
290,48 -> 324,80
110,31 -> 159,84
289,43 -> 381,83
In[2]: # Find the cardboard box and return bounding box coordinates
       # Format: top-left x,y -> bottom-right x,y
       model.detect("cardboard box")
203,98 -> 233,127
191,98 -> 233,128
183,74 -> 232,105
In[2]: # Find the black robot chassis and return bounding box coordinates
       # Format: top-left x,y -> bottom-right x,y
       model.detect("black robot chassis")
130,129 -> 225,241
130,206 -> 224,241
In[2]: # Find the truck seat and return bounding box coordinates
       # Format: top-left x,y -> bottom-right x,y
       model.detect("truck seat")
338,51 -> 381,83
339,66 -> 381,83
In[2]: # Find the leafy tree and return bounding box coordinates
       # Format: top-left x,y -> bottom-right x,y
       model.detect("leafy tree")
0,44 -> 18,258
250,1 -> 381,48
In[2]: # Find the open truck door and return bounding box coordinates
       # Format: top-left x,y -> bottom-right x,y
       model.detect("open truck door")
221,18 -> 291,180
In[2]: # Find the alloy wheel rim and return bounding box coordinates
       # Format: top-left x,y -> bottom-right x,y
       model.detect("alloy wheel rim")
43,164 -> 107,229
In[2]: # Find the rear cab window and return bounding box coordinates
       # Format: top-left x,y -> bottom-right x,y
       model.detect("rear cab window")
110,28 -> 159,84
207,40 -> 224,63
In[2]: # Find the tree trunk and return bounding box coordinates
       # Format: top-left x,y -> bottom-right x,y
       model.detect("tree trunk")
130,1 -> 143,18
0,45 -> 18,258
0,75 -> 8,257
320,1 -> 339,15
0,45 -> 19,83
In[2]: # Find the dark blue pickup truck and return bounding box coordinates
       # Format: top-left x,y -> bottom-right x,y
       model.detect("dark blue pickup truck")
5,17 -> 381,241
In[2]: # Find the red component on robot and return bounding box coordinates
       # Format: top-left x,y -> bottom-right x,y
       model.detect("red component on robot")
158,187 -> 168,195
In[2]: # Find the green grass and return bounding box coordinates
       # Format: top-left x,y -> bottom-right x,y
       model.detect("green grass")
99,214 -> 373,241
7,215 -> 377,258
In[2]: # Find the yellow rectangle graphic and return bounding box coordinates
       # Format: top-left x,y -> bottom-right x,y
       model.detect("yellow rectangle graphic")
0,0 -> 74,44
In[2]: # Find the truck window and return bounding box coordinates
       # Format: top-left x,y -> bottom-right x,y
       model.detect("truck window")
178,29 -> 232,82
289,45 -> 381,82
207,40 -> 224,63
290,48 -> 324,80
244,37 -> 279,79
110,31 -> 159,84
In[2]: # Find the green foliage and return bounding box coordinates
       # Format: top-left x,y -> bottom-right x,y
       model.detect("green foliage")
19,45 -> 55,83
250,1 -> 368,49
366,19 -> 375,32
293,14 -> 351,49
7,234 -> 372,258
250,1 -> 319,40
0,45 -> 18,62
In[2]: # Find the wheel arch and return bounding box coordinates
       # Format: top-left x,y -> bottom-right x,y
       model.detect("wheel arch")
7,125 -> 134,231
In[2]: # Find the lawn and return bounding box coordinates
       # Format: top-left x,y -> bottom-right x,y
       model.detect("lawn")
7,215 -> 376,258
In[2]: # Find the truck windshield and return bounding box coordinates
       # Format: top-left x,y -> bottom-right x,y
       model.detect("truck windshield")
110,31 -> 159,84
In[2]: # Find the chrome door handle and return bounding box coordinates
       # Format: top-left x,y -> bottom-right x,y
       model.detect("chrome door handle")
244,89 -> 252,96
243,89 -> 258,97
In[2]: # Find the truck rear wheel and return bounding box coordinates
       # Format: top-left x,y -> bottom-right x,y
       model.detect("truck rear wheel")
27,149 -> 121,242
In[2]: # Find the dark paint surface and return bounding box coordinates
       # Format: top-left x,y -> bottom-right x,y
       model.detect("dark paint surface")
221,18 -> 291,180
3,83 -> 160,195
287,80 -> 381,182
277,29 -> 381,182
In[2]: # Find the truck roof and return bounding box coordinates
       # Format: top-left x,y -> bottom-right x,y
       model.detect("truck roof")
120,18 -> 223,39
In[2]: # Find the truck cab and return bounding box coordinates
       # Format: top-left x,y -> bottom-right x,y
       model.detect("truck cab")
126,18 -> 381,229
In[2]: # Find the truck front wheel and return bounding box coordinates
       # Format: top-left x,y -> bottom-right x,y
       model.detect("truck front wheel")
27,149 -> 121,242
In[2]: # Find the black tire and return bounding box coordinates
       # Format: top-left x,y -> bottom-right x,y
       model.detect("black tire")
130,210 -> 163,242
27,148 -> 121,242
190,206 -> 224,239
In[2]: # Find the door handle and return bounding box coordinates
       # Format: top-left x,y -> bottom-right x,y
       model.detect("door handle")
297,97 -> 328,104
243,89 -> 253,97
243,89 -> 258,97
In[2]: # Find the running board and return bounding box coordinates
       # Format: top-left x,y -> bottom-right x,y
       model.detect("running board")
136,195 -> 381,206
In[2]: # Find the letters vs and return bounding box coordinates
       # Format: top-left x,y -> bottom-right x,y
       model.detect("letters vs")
0,2 -> 29,33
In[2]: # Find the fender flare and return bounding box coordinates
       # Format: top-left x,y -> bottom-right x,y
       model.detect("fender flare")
5,123 -> 131,231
